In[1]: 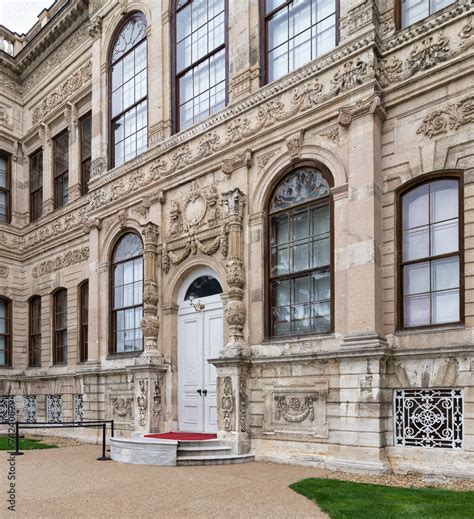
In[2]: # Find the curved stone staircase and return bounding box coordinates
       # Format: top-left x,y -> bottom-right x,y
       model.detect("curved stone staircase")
176,439 -> 254,466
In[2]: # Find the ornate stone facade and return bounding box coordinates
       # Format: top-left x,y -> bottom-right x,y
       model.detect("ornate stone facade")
0,0 -> 472,479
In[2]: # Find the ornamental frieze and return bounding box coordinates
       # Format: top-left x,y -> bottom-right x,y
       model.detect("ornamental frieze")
32,246 -> 89,278
379,19 -> 473,86
31,61 -> 92,124
417,95 -> 474,138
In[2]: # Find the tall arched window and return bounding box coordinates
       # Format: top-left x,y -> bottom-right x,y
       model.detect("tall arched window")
263,0 -> 339,84
399,175 -> 462,328
29,296 -> 42,368
174,0 -> 227,131
112,233 -> 143,353
79,281 -> 89,362
53,289 -> 67,364
0,297 -> 11,366
268,167 -> 332,337
110,13 -> 148,168
0,152 -> 11,223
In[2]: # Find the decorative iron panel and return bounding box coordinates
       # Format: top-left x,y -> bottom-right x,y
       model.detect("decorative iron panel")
0,395 -> 15,423
394,388 -> 463,449
47,394 -> 62,423
24,395 -> 37,423
74,394 -> 83,423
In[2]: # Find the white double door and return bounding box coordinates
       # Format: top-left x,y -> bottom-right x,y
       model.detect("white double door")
178,295 -> 223,433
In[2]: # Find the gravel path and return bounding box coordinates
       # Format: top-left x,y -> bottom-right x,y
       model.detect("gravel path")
3,443 -> 472,518
2,445 -> 327,518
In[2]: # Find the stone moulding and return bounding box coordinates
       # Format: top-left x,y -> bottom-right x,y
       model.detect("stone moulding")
417,94 -> 474,138
32,246 -> 89,278
31,60 -> 92,124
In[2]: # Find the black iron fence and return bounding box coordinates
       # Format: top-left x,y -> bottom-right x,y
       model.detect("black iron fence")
4,420 -> 115,461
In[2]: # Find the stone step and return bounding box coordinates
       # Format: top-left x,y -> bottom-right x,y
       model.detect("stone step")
177,454 -> 255,466
177,439 -> 222,448
177,446 -> 232,457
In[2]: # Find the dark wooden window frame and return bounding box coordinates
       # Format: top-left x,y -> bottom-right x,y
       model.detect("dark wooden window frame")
53,288 -> 67,365
396,171 -> 464,331
79,112 -> 92,195
264,163 -> 335,340
0,151 -> 12,224
395,0 -> 456,30
79,281 -> 89,363
0,296 -> 12,367
171,0 -> 229,134
28,296 -> 42,368
259,0 -> 340,86
53,130 -> 69,210
29,148 -> 43,222
108,11 -> 148,170
109,231 -> 144,355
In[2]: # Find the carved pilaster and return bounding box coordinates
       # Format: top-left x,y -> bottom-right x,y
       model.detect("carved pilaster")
222,189 -> 247,357
140,222 -> 163,362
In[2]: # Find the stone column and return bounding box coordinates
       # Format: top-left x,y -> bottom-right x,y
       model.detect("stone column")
140,222 -> 163,363
221,189 -> 247,358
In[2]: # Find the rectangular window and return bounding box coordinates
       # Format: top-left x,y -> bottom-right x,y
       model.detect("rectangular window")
29,297 -> 41,368
0,298 -> 11,366
265,0 -> 338,83
30,149 -> 43,221
0,153 -> 11,224
53,131 -> 69,209
80,113 -> 92,194
53,290 -> 67,364
400,0 -> 455,29
79,282 -> 89,362
394,388 -> 463,449
175,0 -> 227,131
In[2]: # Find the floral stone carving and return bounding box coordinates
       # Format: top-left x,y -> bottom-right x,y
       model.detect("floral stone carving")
222,377 -> 234,432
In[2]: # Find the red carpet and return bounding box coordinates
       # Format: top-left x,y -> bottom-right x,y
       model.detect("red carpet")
144,432 -> 217,441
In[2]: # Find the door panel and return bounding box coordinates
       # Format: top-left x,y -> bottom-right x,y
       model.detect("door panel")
179,313 -> 204,432
179,295 -> 223,433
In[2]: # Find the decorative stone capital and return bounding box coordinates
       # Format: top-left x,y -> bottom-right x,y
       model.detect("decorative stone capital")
223,188 -> 246,219
141,222 -> 159,245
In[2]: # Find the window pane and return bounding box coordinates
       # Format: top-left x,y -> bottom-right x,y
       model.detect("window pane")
431,220 -> 458,256
404,262 -> 430,295
313,237 -> 330,268
292,304 -> 311,333
431,179 -> 458,223
273,307 -> 290,336
273,279 -> 290,307
313,269 -> 330,301
293,242 -> 310,271
432,289 -> 459,324
403,183 -> 429,230
404,293 -> 430,327
291,210 -> 310,241
273,246 -> 289,275
294,276 -> 311,304
432,257 -> 459,292
272,215 -> 289,246
403,225 -> 429,261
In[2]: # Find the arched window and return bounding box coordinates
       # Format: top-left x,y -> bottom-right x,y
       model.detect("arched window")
29,296 -> 41,368
79,282 -> 89,362
112,233 -> 144,353
399,176 -> 462,328
268,167 -> 332,337
53,289 -> 67,364
263,0 -> 339,84
0,152 -> 11,223
185,276 -> 223,300
174,0 -> 227,131
0,297 -> 11,366
110,13 -> 148,168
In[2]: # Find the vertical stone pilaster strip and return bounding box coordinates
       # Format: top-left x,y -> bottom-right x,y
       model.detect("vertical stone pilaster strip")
140,222 -> 163,362
222,189 -> 247,358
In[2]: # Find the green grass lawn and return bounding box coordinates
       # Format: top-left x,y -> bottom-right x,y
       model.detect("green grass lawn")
0,436 -> 57,450
290,478 -> 474,519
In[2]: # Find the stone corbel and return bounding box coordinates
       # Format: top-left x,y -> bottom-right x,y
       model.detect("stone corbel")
39,123 -> 51,148
88,15 -> 102,40
82,215 -> 102,234
338,92 -> 386,128
221,149 -> 252,176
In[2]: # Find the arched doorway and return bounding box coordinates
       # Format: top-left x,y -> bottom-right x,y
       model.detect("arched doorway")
177,268 -> 224,433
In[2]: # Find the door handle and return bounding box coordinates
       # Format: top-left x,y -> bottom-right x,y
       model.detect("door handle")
197,389 -> 202,396
203,389 -> 208,397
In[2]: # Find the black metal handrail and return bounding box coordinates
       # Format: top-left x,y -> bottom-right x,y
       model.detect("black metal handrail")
4,420 -> 115,461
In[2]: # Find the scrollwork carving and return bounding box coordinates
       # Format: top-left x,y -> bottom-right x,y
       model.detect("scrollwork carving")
222,377 -> 234,432
417,95 -> 474,138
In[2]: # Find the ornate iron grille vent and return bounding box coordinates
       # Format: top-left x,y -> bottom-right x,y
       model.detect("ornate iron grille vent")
47,394 -> 62,423
74,394 -> 84,423
0,395 -> 15,422
24,395 -> 37,423
394,388 -> 463,449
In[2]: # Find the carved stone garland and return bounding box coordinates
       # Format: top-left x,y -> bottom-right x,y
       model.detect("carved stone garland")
222,189 -> 247,357
112,397 -> 132,417
222,377 -> 234,432
137,380 -> 148,427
